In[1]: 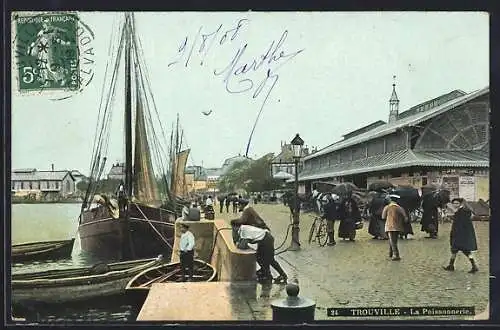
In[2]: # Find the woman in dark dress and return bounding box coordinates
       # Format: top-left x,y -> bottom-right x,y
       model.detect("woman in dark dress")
399,206 -> 414,239
420,192 -> 439,238
443,198 -> 479,273
338,197 -> 361,241
367,192 -> 386,239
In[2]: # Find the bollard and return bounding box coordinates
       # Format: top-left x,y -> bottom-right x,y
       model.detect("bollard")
270,281 -> 315,322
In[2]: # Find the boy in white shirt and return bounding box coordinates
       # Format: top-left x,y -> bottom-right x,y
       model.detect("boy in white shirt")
179,223 -> 195,281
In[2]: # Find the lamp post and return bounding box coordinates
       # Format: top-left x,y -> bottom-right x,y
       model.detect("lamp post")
289,133 -> 304,251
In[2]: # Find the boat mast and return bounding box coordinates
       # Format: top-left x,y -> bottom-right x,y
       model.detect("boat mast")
124,14 -> 133,198
175,113 -> 180,154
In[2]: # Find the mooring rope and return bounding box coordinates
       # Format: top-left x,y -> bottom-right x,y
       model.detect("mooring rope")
207,227 -> 234,263
273,211 -> 296,256
133,203 -> 174,250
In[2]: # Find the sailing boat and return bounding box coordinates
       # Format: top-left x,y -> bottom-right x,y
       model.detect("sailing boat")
158,114 -> 191,217
78,13 -> 183,260
170,114 -> 191,199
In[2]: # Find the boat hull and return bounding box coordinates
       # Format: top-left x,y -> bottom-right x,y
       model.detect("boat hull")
12,239 -> 75,263
125,259 -> 216,308
78,203 -> 175,260
12,258 -> 161,306
13,276 -> 131,305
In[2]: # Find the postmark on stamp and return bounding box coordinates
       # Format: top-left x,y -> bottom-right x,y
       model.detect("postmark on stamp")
13,12 -> 96,99
14,12 -> 80,91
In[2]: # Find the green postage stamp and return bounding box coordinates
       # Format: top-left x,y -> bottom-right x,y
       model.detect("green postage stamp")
14,12 -> 80,92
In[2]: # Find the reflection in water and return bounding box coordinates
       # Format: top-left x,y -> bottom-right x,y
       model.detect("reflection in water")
10,204 -> 149,322
12,234 -> 119,275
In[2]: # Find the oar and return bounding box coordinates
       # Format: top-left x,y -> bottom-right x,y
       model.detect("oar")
139,268 -> 181,288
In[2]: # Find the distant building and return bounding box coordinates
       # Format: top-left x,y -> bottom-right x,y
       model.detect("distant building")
71,170 -> 87,186
12,168 -> 76,197
271,141 -> 310,178
183,155 -> 252,194
205,168 -> 223,194
108,163 -> 125,181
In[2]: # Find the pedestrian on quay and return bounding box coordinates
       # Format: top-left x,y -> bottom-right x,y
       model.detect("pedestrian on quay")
231,222 -> 288,284
367,191 -> 387,240
232,196 -> 239,214
421,192 -> 440,239
181,201 -> 201,221
338,195 -> 361,242
322,193 -> 341,246
205,195 -> 213,207
381,195 -> 407,261
399,205 -> 414,240
443,198 -> 479,273
225,196 -> 231,213
312,189 -> 323,214
179,223 -> 195,281
231,198 -> 270,230
218,195 -> 225,213
230,199 -> 287,283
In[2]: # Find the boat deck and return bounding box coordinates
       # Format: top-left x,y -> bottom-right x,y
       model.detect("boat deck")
136,282 -> 288,321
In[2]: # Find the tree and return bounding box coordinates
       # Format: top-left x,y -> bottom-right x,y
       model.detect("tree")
217,159 -> 251,192
218,153 -> 282,193
76,180 -> 89,192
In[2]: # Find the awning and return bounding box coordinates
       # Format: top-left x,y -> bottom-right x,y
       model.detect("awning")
291,149 -> 489,182
273,171 -> 294,180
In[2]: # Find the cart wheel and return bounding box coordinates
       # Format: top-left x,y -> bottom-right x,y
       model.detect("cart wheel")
317,222 -> 328,247
308,220 -> 317,244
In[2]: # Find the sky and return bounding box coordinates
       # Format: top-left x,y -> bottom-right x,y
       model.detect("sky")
11,11 -> 489,176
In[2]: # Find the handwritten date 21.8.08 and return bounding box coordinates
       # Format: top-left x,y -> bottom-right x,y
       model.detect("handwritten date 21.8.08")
167,18 -> 304,154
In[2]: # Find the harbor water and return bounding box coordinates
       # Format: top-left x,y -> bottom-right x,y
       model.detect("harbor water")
11,204 -> 138,322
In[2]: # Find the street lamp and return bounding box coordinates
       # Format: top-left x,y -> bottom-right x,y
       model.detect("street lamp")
289,133 -> 304,251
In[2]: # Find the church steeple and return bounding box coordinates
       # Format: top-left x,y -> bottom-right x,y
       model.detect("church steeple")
388,75 -> 399,123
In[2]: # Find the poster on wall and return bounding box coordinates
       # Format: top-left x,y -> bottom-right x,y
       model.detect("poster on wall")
388,177 -> 412,187
298,184 -> 306,195
475,176 -> 489,201
442,176 -> 459,199
459,176 -> 476,202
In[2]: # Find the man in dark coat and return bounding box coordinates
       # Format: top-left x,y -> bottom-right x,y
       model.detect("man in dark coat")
217,195 -> 225,213
225,196 -> 231,213
287,194 -> 300,215
232,196 -> 239,214
443,198 -> 478,273
231,199 -> 270,230
322,193 -> 341,246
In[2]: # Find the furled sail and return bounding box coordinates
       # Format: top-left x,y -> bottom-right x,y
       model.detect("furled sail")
173,149 -> 190,197
133,84 -> 161,206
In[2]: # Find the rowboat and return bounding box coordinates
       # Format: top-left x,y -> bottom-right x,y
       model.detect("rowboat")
12,238 -> 75,263
125,259 -> 216,306
12,256 -> 163,306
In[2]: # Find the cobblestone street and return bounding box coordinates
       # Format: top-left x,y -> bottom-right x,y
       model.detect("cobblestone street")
216,202 -> 490,320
